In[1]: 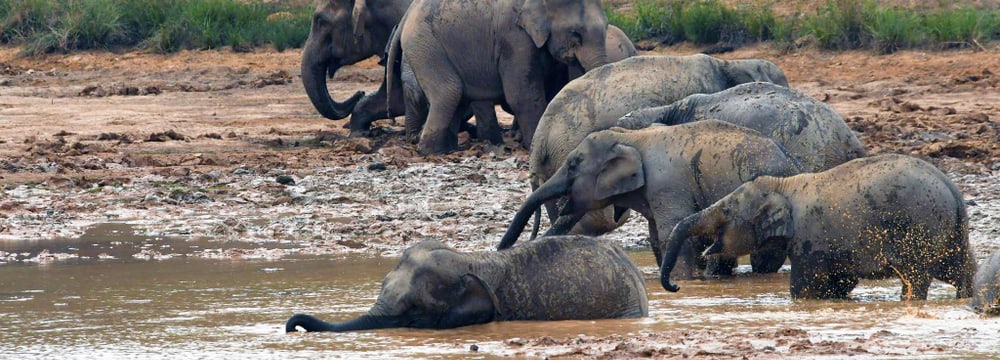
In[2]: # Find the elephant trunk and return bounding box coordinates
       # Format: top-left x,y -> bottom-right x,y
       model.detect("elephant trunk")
576,39 -> 608,72
498,175 -> 571,250
660,214 -> 702,292
285,313 -> 390,332
542,211 -> 585,237
301,50 -> 365,120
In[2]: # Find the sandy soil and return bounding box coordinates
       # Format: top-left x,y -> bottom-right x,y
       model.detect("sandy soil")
1,43 -> 998,357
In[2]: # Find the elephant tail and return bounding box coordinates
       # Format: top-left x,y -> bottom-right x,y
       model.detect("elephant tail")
385,23 -> 404,118
938,168 -> 974,299
528,179 -> 541,241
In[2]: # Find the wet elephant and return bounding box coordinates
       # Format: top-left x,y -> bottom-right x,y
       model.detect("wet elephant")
616,81 -> 866,172
660,154 -> 976,300
301,0 -> 411,122
529,54 -> 788,238
499,121 -> 803,278
285,236 -> 647,332
971,251 -> 1000,315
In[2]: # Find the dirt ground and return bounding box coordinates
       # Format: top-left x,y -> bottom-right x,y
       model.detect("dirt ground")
1,43 -> 999,357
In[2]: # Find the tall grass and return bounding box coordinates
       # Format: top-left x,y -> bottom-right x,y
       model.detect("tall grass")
605,0 -> 1000,52
1,0 -> 311,55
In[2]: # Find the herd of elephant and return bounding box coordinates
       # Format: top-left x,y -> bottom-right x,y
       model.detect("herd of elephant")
286,0 -> 1000,333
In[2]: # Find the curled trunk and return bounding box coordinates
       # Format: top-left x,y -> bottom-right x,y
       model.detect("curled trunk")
498,176 -> 571,250
659,214 -> 701,292
301,56 -> 365,120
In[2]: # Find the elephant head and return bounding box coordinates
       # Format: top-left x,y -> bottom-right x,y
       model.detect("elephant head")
286,242 -> 497,332
719,59 -> 789,87
302,0 -> 408,120
517,0 -> 609,71
659,179 -> 793,292
499,130 -> 642,250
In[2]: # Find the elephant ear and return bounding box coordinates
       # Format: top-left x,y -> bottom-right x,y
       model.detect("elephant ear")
352,0 -> 369,40
594,144 -> 645,201
440,274 -> 499,326
754,195 -> 794,246
517,0 -> 550,48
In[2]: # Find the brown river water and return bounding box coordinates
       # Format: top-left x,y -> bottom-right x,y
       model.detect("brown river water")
2,224 -> 1000,359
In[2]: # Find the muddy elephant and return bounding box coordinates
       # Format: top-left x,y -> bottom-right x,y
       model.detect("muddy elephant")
349,25 -> 638,140
617,82 -> 866,172
499,121 -> 803,278
301,0 -> 411,121
971,251 -> 1000,315
383,0 -> 610,154
285,236 -> 647,332
660,154 -> 976,300
529,54 -> 788,238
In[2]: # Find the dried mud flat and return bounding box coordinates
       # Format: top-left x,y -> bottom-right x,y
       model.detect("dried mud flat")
0,44 -> 999,357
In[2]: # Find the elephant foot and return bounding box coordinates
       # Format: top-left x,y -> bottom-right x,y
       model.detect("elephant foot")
348,129 -> 371,138
418,142 -> 458,155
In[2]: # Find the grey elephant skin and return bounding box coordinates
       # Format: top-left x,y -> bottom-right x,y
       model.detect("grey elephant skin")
384,0 -> 610,154
285,236 -> 648,332
660,154 -> 976,300
617,81 -> 866,172
971,251 -> 1000,315
500,121 -> 802,278
301,0 -> 411,122
530,54 -> 788,237
350,25 -> 638,141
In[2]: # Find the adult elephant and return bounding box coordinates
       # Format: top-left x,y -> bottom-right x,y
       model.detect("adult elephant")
499,121 -> 803,278
659,154 -> 976,300
617,82 -> 866,172
301,0 -> 411,121
285,236 -> 647,332
385,0 -> 610,154
971,251 -> 1000,315
528,54 -> 788,239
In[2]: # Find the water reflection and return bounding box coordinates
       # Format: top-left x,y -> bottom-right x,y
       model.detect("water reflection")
1,228 -> 999,358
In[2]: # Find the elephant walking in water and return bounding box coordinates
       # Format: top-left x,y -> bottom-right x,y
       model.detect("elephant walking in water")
286,236 -> 647,332
660,154 -> 976,301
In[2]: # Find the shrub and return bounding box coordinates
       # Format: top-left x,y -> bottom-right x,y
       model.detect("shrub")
680,0 -> 736,44
866,6 -> 920,53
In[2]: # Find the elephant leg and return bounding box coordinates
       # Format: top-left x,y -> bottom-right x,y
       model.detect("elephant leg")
705,255 -> 737,277
649,204 -> 701,280
409,52 -> 463,154
402,54 -> 428,144
897,267 -> 932,301
749,248 -> 787,274
500,56 -> 547,149
469,101 -> 502,145
790,252 -> 858,299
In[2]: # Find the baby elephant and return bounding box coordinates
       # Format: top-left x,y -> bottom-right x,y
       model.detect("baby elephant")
286,236 -> 647,332
971,251 -> 1000,315
660,154 -> 976,301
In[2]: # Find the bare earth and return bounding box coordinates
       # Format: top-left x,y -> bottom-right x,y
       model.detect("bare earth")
1,43 -> 998,357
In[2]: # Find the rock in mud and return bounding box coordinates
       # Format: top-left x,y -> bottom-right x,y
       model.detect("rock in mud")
275,175 -> 295,185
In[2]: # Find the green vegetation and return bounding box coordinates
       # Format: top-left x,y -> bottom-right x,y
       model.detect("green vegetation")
0,0 -> 311,55
608,0 -> 1000,53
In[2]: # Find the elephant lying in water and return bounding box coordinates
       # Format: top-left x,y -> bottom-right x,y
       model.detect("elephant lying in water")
286,236 -> 647,332
660,154 -> 976,300
499,121 -> 802,278
971,251 -> 1000,315
617,82 -> 866,172
530,54 -> 788,237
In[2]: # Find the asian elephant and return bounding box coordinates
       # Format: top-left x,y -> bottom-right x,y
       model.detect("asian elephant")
529,54 -> 788,238
285,236 -> 647,332
301,0 -> 411,121
660,154 -> 976,301
384,0 -> 610,154
617,82 -> 867,172
499,120 -> 803,278
970,251 -> 1000,315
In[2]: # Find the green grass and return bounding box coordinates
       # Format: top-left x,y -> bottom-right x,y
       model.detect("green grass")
605,0 -> 1000,52
1,0 -> 311,54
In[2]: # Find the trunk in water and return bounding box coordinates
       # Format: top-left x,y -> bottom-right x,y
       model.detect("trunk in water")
659,214 -> 701,292
497,176 -> 571,250
301,58 -> 365,120
285,313 -> 390,332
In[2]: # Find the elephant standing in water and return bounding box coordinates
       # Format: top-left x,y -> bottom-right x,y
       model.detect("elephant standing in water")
499,121 -> 802,278
529,54 -> 788,237
616,81 -> 866,172
660,154 -> 976,300
384,0 -> 611,154
286,236 -> 647,332
971,251 -> 1000,315
301,0 -> 411,122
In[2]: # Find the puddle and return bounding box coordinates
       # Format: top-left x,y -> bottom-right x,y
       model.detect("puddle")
2,246 -> 999,358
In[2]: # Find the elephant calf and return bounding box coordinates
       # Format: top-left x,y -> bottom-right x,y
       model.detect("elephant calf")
500,120 -> 802,279
286,235 -> 647,332
617,81 -> 866,172
661,154 -> 976,301
971,251 -> 1000,315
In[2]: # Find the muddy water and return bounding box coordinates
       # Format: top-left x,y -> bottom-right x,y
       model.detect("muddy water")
3,228 -> 1000,358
